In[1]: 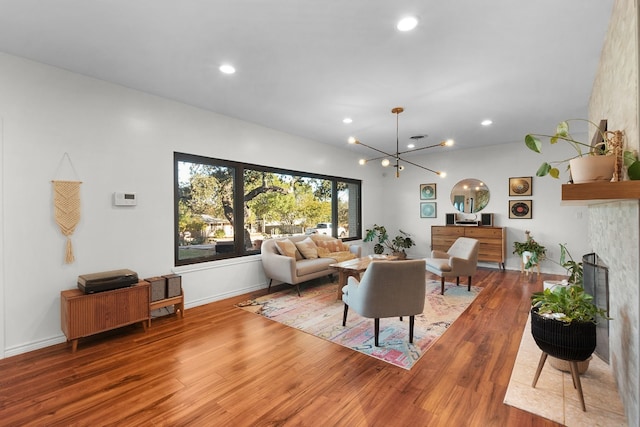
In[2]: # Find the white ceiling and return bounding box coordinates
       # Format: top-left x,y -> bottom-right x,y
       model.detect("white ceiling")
0,1 -> 614,158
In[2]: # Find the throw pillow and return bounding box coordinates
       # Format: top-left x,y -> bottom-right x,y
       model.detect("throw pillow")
314,238 -> 348,253
295,237 -> 319,259
275,239 -> 298,259
316,247 -> 331,258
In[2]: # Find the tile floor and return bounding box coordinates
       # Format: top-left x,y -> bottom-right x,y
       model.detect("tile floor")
504,316 -> 628,426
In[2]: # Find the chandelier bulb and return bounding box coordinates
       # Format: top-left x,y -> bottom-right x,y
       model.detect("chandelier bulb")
358,159 -> 367,165
381,159 -> 390,167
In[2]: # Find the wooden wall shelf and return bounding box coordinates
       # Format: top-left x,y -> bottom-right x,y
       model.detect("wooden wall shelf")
561,181 -> 640,204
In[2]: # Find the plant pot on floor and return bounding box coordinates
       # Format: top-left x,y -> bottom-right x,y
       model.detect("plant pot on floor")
569,155 -> 615,183
530,307 -> 596,361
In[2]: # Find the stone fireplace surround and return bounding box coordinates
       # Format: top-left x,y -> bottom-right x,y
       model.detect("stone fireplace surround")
589,200 -> 639,424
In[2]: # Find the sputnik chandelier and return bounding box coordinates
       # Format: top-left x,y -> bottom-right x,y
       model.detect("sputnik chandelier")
348,107 -> 454,177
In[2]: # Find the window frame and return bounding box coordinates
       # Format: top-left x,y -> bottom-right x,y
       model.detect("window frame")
174,152 -> 362,266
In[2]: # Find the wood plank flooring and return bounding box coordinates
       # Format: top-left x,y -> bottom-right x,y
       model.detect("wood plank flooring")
0,268 -> 566,426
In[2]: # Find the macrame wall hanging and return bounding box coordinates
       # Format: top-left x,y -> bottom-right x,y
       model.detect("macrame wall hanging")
52,153 -> 82,264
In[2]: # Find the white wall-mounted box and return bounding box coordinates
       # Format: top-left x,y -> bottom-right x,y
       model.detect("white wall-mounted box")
113,192 -> 137,206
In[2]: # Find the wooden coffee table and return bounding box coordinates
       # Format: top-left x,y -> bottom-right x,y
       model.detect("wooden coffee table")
330,255 -> 398,300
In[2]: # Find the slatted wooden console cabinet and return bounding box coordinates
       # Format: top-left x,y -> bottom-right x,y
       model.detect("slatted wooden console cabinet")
431,225 -> 507,269
60,281 -> 150,352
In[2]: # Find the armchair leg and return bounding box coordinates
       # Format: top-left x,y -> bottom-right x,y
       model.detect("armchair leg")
374,318 -> 380,347
409,315 -> 415,343
342,304 -> 349,326
456,277 -> 460,286
468,276 -> 472,292
441,277 -> 445,295
268,279 -> 273,293
295,284 -> 301,297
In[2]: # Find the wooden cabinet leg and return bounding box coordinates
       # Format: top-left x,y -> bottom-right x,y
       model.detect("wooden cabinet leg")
71,339 -> 78,353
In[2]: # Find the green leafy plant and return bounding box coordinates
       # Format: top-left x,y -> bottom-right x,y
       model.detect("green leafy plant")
557,243 -> 582,286
363,224 -> 415,255
624,149 -> 640,180
531,285 -> 608,324
513,230 -> 546,269
525,119 -> 609,179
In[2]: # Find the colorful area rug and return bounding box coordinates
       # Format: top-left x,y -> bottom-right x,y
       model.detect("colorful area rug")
237,279 -> 481,370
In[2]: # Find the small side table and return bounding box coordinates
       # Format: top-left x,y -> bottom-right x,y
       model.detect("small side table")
520,254 -> 540,276
149,288 -> 184,326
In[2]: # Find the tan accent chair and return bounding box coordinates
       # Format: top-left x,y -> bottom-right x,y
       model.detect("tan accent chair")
425,237 -> 480,295
341,259 -> 426,347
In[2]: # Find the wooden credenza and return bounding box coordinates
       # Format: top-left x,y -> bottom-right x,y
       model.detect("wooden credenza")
60,281 -> 150,352
431,225 -> 506,269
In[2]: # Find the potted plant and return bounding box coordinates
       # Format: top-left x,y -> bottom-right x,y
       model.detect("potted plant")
363,224 -> 415,259
530,244 -> 609,374
524,119 -> 615,183
513,230 -> 546,270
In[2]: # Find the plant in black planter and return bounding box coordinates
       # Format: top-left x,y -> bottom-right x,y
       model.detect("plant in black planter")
363,224 -> 415,258
530,283 -> 610,411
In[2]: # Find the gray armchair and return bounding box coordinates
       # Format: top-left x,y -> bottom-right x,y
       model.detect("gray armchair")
341,259 -> 426,347
425,237 -> 480,295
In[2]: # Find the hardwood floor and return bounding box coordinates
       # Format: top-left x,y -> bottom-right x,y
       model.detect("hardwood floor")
0,268 -> 565,426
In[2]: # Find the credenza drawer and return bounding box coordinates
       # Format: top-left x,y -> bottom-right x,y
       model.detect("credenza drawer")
432,226 -> 465,237
464,227 -> 503,239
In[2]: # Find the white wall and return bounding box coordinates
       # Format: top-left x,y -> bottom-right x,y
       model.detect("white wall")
0,53 -> 383,356
377,142 -> 591,274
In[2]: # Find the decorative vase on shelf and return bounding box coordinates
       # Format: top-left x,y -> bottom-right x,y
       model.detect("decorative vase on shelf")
569,155 -> 615,183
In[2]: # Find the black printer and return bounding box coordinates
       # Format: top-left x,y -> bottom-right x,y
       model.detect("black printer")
77,269 -> 139,293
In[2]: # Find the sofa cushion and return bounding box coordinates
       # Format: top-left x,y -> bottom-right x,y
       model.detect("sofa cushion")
275,238 -> 299,259
326,251 -> 357,263
296,258 -> 335,276
295,237 -> 319,259
317,246 -> 330,258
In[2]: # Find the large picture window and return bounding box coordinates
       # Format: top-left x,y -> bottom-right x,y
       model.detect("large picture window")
174,152 -> 362,266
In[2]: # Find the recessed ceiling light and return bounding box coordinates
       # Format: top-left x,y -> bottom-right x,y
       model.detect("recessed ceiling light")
481,119 -> 493,126
219,64 -> 236,74
343,117 -> 353,124
397,16 -> 418,32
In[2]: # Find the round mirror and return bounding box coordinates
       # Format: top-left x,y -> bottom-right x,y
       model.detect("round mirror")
450,179 -> 490,213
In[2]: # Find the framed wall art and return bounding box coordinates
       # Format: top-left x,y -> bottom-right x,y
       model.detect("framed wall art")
420,202 -> 437,218
420,183 -> 436,200
509,200 -> 532,219
509,176 -> 532,196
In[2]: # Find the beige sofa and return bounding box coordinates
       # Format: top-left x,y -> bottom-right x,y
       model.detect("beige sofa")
261,234 -> 361,295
